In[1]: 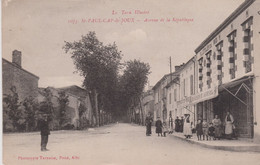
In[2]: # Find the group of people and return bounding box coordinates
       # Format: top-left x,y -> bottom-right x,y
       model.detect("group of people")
145,114 -> 171,137
195,112 -> 236,141
145,112 -> 236,140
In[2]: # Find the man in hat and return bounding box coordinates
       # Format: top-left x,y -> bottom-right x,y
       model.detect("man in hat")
38,113 -> 50,151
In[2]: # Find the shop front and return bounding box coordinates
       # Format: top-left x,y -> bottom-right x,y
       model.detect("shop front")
197,76 -> 254,138
216,76 -> 254,138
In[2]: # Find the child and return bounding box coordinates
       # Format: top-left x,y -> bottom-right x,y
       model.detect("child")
208,123 -> 215,140
202,119 -> 209,140
195,119 -> 203,140
162,122 -> 169,137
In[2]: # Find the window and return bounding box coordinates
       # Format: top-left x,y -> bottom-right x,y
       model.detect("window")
174,89 -> 177,101
216,41 -> 223,85
241,16 -> 253,73
190,75 -> 193,95
183,79 -> 186,97
169,93 -> 172,104
198,57 -> 203,92
227,30 -> 237,79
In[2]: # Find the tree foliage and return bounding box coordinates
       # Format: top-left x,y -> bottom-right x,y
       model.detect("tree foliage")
120,60 -> 151,109
23,96 -> 39,131
3,86 -> 26,131
57,91 -> 69,128
63,31 -> 150,122
63,32 -> 123,124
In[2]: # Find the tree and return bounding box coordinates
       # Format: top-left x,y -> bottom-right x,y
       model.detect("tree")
3,86 -> 26,131
119,60 -> 150,124
38,88 -> 54,128
63,31 -> 122,126
78,102 -> 88,129
23,96 -> 39,131
57,91 -> 69,128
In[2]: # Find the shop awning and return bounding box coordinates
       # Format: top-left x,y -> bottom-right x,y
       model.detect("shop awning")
177,75 -> 254,108
218,75 -> 254,92
218,75 -> 254,106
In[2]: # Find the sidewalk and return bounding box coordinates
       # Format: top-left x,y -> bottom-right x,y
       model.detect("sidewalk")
169,132 -> 260,152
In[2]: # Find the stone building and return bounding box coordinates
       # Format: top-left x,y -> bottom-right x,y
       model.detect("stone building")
37,86 -> 93,129
2,50 -> 39,102
58,85 -> 93,127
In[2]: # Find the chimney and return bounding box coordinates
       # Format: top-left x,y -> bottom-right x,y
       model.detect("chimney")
175,65 -> 180,71
12,50 -> 22,68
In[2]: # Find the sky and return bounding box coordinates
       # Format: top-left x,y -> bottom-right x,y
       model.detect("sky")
2,0 -> 244,88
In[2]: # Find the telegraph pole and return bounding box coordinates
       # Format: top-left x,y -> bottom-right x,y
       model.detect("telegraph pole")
169,56 -> 172,81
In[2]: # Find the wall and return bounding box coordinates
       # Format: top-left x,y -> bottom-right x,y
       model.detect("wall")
2,59 -> 39,102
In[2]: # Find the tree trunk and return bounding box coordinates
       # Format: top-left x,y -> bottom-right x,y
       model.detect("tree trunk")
93,89 -> 99,127
139,98 -> 144,125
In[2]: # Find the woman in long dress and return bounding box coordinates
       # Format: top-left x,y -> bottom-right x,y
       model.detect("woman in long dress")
212,115 -> 222,140
145,113 -> 153,136
183,114 -> 192,138
225,112 -> 234,139
155,117 -> 163,137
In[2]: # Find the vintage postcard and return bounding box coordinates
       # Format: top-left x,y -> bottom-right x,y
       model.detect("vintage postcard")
2,0 -> 260,165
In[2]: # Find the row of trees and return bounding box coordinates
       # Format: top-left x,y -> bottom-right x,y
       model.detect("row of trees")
63,32 -> 150,126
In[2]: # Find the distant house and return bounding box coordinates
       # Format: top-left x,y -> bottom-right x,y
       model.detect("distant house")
152,72 -> 177,123
141,89 -> 154,123
2,50 -> 39,102
37,86 -> 93,130
58,85 -> 93,128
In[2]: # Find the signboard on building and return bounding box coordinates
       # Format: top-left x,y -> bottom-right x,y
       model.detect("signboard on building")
177,86 -> 218,108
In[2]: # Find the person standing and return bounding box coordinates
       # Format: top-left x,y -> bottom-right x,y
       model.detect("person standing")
155,117 -> 163,137
169,116 -> 174,134
202,119 -> 209,140
179,116 -> 184,133
145,113 -> 153,136
225,111 -> 234,139
38,114 -> 50,151
162,122 -> 169,137
195,119 -> 203,140
212,115 -> 222,140
175,117 -> 180,132
208,123 -> 215,140
183,114 -> 192,138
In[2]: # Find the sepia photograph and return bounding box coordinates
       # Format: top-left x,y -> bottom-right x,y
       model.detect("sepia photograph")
2,0 -> 260,164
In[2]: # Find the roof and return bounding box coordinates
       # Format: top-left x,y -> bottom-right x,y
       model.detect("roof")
175,56 -> 195,72
195,0 -> 255,53
2,58 -> 39,79
57,85 -> 89,98
152,55 -> 195,90
165,76 -> 180,88
152,72 -> 178,90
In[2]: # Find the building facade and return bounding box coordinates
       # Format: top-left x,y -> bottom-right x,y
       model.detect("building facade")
152,73 -> 177,122
176,57 -> 197,125
141,89 -> 154,123
151,0 -> 259,141
166,76 -> 180,122
194,0 -> 259,140
2,50 -> 39,102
